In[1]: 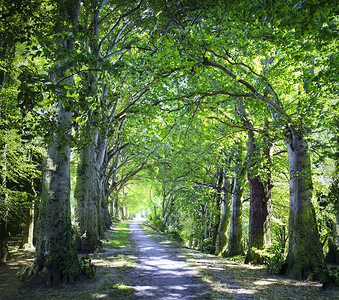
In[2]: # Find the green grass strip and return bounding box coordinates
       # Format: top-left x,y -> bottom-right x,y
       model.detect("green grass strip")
107,221 -> 131,249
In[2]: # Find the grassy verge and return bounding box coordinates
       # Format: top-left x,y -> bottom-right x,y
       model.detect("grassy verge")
107,221 -> 131,249
2,221 -> 137,299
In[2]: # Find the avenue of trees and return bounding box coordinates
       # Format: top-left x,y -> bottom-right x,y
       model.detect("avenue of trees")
0,0 -> 338,286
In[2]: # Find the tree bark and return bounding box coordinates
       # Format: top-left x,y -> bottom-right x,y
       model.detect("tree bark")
0,144 -> 9,262
210,168 -> 223,254
113,197 -> 120,219
215,167 -> 231,255
0,219 -> 8,263
282,127 -> 329,282
20,206 -> 35,250
33,99 -> 80,285
226,143 -> 245,257
75,130 -> 108,252
326,187 -> 339,263
27,0 -> 81,285
245,121 -> 272,264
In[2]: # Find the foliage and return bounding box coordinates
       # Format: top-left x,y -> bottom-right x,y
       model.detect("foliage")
253,243 -> 286,275
1,0 -> 338,286
226,255 -> 245,263
329,266 -> 339,287
146,213 -> 165,233
80,255 -> 96,279
107,283 -> 134,298
44,229 -> 81,283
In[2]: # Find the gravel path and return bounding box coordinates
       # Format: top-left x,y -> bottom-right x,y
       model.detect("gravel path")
129,220 -> 212,299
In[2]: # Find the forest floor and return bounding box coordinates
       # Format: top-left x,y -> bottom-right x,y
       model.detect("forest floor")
1,219 -> 339,299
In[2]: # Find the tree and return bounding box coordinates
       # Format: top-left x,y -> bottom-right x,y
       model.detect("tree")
226,139 -> 245,257
24,0 -> 82,284
214,153 -> 232,255
243,114 -> 273,264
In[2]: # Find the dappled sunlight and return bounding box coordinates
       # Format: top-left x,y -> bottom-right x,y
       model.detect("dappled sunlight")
0,246 -> 35,296
253,277 -> 323,288
2,221 -> 338,299
129,220 -> 213,299
254,280 -> 273,286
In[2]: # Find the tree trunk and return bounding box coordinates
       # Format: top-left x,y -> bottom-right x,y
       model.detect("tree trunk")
326,190 -> 339,263
113,197 -> 119,219
0,219 -> 8,263
33,100 -> 80,285
119,205 -> 125,220
211,168 -> 223,254
245,123 -> 272,264
75,143 -> 101,252
282,128 -> 329,282
75,130 -> 108,252
204,202 -> 210,241
0,144 -> 9,262
20,206 -> 35,250
21,172 -> 38,250
226,143 -> 245,257
215,170 -> 231,255
26,0 -> 81,285
103,204 -> 111,229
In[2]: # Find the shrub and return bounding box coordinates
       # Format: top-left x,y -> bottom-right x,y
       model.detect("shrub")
80,255 -> 96,279
329,266 -> 339,286
199,237 -> 213,253
147,214 -> 165,232
264,244 -> 286,274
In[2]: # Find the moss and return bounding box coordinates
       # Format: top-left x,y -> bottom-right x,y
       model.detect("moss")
283,205 -> 330,283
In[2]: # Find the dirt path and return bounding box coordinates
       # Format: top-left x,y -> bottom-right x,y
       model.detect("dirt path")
1,221 -> 339,299
128,219 -> 212,299
0,241 -> 35,298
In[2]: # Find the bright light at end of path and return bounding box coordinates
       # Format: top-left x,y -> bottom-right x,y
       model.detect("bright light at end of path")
134,213 -> 146,221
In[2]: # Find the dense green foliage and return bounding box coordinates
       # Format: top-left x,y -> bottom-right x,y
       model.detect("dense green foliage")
0,0 -> 338,286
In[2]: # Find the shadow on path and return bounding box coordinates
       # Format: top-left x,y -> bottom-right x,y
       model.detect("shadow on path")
129,220 -> 215,299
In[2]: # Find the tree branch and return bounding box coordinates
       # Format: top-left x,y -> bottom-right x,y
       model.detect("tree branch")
203,58 -> 288,118
207,116 -> 261,132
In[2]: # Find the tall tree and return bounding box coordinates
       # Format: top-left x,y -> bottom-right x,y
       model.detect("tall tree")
25,0 -> 82,284
226,140 -> 245,257
214,154 -> 232,255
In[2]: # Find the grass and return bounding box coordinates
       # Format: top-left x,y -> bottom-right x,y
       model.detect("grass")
107,221 -> 131,249
107,283 -> 134,298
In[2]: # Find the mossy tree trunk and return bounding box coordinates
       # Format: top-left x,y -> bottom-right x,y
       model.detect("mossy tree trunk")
20,206 -> 35,250
215,165 -> 231,255
282,127 -> 329,282
211,168 -> 223,254
113,197 -> 120,219
326,185 -> 339,263
29,0 -> 81,285
35,124 -> 80,284
245,121 -> 272,264
21,172 -> 39,250
0,144 -> 9,262
75,130 -> 108,252
226,142 -> 245,257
